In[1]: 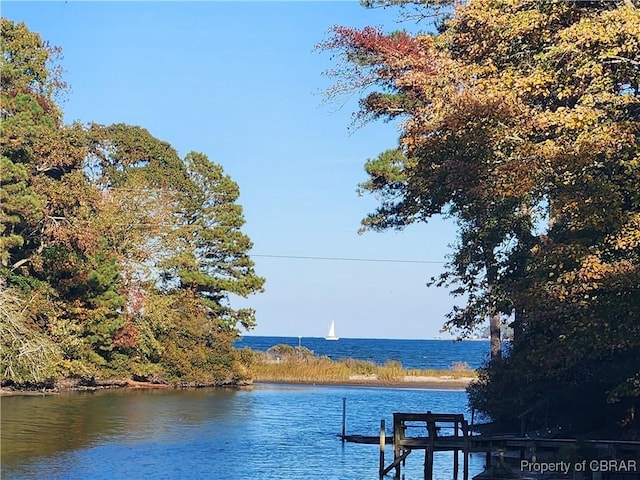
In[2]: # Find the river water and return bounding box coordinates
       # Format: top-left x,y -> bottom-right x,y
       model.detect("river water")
2,384 -> 486,480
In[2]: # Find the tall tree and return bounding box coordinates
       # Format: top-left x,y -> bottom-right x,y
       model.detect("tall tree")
322,0 -> 640,433
164,152 -> 264,332
83,124 -> 264,379
321,24 -> 527,358
1,18 -> 102,371
1,18 -> 64,271
1,19 -> 264,385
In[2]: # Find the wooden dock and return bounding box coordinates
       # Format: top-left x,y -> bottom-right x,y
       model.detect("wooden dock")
339,410 -> 640,480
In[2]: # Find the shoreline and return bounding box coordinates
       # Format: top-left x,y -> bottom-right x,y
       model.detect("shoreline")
254,375 -> 474,390
1,375 -> 473,396
0,378 -> 173,396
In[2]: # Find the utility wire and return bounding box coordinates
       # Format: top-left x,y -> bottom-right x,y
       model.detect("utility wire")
251,254 -> 445,264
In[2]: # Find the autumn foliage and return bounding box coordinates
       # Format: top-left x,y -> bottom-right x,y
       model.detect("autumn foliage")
323,0 -> 640,436
1,18 -> 264,386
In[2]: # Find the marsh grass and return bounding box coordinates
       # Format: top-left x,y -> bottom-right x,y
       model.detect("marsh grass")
246,345 -> 476,383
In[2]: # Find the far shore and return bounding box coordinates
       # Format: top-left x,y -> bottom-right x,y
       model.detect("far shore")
1,374 -> 474,396
254,374 -> 474,390
0,378 -> 173,396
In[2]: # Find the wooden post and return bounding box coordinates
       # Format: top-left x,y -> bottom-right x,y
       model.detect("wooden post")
453,419 -> 459,480
424,447 -> 434,480
393,413 -> 402,479
463,421 -> 469,480
527,441 -> 537,464
341,397 -> 347,442
425,416 -> 435,480
379,419 -> 386,479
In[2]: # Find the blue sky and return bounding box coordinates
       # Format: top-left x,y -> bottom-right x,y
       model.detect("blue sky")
4,1 -> 466,339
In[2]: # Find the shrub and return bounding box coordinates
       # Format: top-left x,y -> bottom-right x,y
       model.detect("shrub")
451,361 -> 470,372
0,287 -> 63,383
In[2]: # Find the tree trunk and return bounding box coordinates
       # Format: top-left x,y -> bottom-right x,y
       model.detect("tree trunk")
489,311 -> 502,359
486,261 -> 502,360
511,307 -> 523,347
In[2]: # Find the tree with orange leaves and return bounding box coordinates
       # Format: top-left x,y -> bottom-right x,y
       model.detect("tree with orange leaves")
322,0 -> 640,435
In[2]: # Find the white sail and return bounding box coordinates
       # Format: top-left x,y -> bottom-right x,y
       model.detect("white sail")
325,320 -> 339,340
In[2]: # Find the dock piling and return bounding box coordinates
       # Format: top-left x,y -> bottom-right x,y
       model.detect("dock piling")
341,397 -> 346,442
453,418 -> 459,480
379,419 -> 385,479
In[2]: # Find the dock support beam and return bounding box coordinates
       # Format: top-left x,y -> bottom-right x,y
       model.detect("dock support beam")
424,417 -> 435,480
453,418 -> 460,480
393,414 -> 402,479
379,419 -> 385,479
463,430 -> 469,480
341,397 -> 346,442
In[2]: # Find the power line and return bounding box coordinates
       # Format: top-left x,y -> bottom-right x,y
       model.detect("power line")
251,254 -> 445,264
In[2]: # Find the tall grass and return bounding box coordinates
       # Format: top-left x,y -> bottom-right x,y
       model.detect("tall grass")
244,346 -> 477,383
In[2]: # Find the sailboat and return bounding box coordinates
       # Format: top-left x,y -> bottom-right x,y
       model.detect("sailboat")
325,320 -> 339,341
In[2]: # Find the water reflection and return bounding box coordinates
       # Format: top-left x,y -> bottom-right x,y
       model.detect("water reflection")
1,389 -> 240,465
2,385 -> 485,480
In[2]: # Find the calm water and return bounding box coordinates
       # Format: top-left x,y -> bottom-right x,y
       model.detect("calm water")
1,385 -> 486,480
236,336 -> 491,370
